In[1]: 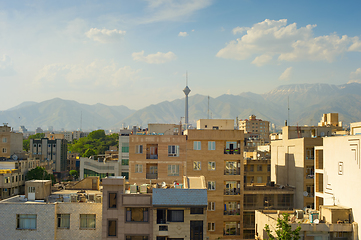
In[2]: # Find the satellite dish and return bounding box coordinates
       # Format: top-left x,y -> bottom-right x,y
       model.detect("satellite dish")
313,219 -> 319,224
303,191 -> 308,197
12,155 -> 18,161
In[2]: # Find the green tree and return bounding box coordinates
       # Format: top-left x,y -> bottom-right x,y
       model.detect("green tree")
264,213 -> 301,240
26,166 -> 56,184
69,170 -> 79,180
83,149 -> 97,158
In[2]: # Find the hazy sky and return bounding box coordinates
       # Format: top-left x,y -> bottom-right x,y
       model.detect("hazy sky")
1,0 -> 361,110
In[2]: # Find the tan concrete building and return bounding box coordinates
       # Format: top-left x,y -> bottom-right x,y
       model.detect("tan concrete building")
197,119 -> 235,130
185,128 -> 244,239
239,115 -> 270,143
255,207 -> 357,240
129,131 -> 187,185
0,124 -> 23,158
244,151 -> 271,186
0,179 -> 103,240
271,133 -> 323,209
314,133 -> 361,239
318,112 -> 342,127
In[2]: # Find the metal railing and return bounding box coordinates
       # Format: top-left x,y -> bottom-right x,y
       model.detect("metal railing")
224,168 -> 240,175
146,173 -> 158,179
224,209 -> 240,215
224,148 -> 241,154
224,188 -> 240,195
146,154 -> 158,159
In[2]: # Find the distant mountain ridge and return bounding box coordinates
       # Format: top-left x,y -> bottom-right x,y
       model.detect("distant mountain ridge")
1,82 -> 361,131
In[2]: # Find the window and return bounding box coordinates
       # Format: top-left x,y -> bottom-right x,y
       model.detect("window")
4,177 -> 9,184
208,222 -> 215,231
121,172 -> 129,180
168,165 -> 179,176
57,214 -> 70,229
108,193 -> 117,209
257,165 -> 262,171
80,214 -> 96,229
193,161 -> 201,170
167,210 -> 184,222
126,208 -> 148,222
17,214 -> 37,230
249,165 -> 254,172
135,164 -> 143,173
306,185 -> 314,197
2,148 -> 7,153
108,220 -> 117,237
2,137 -> 7,143
122,143 -> 129,153
168,145 -> 179,157
122,159 -> 129,165
193,141 -> 201,150
267,165 -> 271,172
256,176 -> 263,183
208,202 -> 215,211
208,161 -> 216,170
208,141 -> 215,150
190,208 -> 204,214
207,181 -> 216,190
135,145 -> 143,154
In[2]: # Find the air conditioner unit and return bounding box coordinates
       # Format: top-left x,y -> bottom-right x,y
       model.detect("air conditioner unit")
70,195 -> 77,202
95,195 -> 102,203
88,194 -> 95,202
295,210 -> 304,219
130,185 -> 138,194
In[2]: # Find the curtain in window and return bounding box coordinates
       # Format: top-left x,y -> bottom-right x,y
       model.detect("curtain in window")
18,215 -> 36,229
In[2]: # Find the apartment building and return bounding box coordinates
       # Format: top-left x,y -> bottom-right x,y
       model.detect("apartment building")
129,124 -> 186,185
29,138 -> 67,175
271,134 -> 322,209
197,119 -> 235,130
255,207 -> 357,240
119,128 -> 132,180
185,128 -> 244,239
80,157 -> 119,179
0,178 -> 103,240
67,152 -> 80,172
314,131 -> 361,239
0,124 -> 23,159
244,150 -> 271,186
102,176 -> 207,240
239,115 -> 270,143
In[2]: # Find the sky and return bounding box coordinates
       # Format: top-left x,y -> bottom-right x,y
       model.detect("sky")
1,0 -> 361,111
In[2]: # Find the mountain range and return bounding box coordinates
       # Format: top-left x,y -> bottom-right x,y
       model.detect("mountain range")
1,82 -> 361,131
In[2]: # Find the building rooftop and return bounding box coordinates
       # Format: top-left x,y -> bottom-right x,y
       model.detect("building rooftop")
152,188 -> 207,207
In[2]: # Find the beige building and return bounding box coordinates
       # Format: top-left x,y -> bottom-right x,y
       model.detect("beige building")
255,207 -> 357,240
0,124 -> 23,158
314,133 -> 361,239
244,151 -> 271,186
185,127 -> 244,239
271,129 -> 323,209
0,178 -> 103,240
318,112 -> 342,127
129,128 -> 186,185
197,119 -> 235,130
239,115 -> 270,143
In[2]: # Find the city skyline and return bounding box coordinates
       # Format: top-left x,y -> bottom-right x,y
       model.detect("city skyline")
1,0 -> 361,110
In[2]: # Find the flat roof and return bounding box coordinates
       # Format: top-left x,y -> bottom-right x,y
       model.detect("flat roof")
152,188 -> 207,207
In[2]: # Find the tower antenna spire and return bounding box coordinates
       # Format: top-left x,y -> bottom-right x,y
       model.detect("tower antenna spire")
183,72 -> 191,129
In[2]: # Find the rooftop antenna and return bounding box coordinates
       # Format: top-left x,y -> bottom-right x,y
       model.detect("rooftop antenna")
183,71 -> 191,130
207,96 -> 210,119
287,96 -> 290,126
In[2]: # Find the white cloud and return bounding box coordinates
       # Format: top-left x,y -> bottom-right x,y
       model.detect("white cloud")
0,54 -> 16,76
140,0 -> 212,24
279,67 -> 293,81
34,61 -> 140,90
251,54 -> 272,67
178,32 -> 188,37
217,19 -> 360,65
85,28 -> 126,43
349,68 -> 361,83
132,51 -> 177,64
232,26 -> 249,35
192,29 -> 195,32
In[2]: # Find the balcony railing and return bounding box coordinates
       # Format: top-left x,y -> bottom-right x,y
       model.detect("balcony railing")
146,173 -> 158,179
224,188 -> 240,195
146,154 -> 158,159
224,228 -> 240,236
306,174 -> 314,179
224,168 -> 240,175
224,148 -> 240,155
224,209 -> 240,215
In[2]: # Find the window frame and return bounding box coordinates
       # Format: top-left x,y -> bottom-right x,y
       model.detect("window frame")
208,222 -> 215,231
108,219 -> 117,237
208,202 -> 215,211
135,145 -> 143,154
193,141 -> 201,150
17,214 -> 37,230
193,161 -> 201,171
57,214 -> 70,229
208,161 -> 216,171
208,141 -> 215,150
108,192 -> 117,209
80,214 -> 96,229
167,210 -> 184,222
135,164 -> 143,173
168,145 -> 179,157
207,181 -> 216,190
126,208 -> 149,222
167,164 -> 179,176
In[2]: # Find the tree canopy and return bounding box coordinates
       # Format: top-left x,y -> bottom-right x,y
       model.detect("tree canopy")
26,166 -> 56,184
68,130 -> 118,157
264,213 -> 301,240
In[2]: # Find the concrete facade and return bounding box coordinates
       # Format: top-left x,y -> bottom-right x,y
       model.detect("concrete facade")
239,115 -> 270,143
0,124 -> 23,158
197,119 -> 235,130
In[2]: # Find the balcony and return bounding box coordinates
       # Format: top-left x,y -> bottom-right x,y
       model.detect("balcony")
224,148 -> 240,155
224,168 -> 240,175
146,173 -> 158,179
146,154 -> 158,159
224,209 -> 240,215
224,188 -> 241,195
